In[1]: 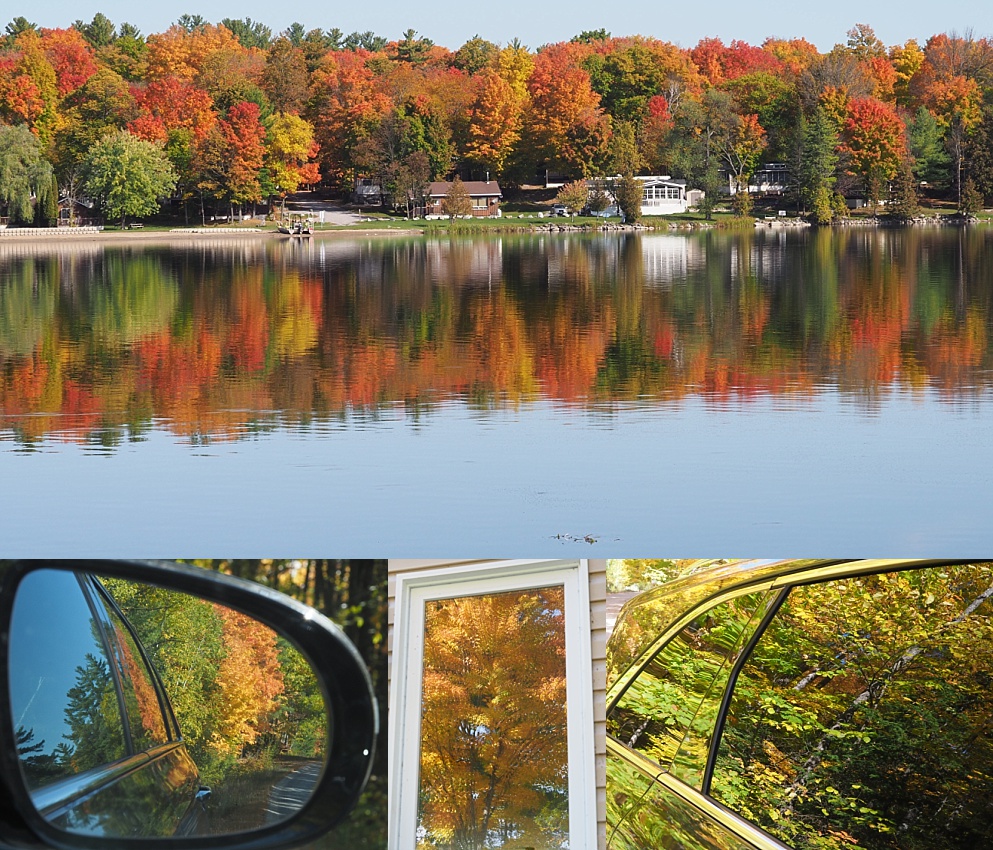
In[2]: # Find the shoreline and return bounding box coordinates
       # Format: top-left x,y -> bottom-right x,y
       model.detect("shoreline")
0,215 -> 984,245
0,226 -> 424,244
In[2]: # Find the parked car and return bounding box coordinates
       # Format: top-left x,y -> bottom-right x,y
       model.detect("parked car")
581,204 -> 619,218
0,560 -> 377,850
551,204 -> 569,216
606,559 -> 993,850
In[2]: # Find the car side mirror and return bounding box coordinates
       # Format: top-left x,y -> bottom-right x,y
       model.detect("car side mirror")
0,560 -> 377,850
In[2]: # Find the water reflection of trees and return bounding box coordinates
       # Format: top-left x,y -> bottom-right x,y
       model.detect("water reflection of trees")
1,229 -> 992,444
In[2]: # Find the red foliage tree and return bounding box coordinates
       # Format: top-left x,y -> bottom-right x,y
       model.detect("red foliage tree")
40,28 -> 98,97
128,76 -> 216,143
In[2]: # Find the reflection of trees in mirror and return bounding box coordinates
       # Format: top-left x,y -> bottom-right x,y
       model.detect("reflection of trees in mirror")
417,586 -> 568,850
711,564 -> 993,850
100,577 -> 327,832
16,653 -> 123,787
193,558 -> 387,850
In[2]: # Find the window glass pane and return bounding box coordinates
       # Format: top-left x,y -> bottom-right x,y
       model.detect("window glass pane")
711,564 -> 993,850
8,569 -> 127,790
607,591 -> 768,778
93,585 -> 170,751
417,586 -> 568,849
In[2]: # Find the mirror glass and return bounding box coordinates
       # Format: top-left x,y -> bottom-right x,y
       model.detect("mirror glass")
7,568 -> 329,838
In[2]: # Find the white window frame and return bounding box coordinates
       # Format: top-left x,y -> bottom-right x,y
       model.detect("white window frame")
389,559 -> 596,850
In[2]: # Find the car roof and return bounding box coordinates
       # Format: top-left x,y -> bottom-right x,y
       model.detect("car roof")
607,558 -> 960,691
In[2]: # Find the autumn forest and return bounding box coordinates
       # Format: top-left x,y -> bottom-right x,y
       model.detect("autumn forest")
3,14 -> 993,224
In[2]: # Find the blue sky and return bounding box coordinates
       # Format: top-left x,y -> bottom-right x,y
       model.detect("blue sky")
20,0 -> 993,52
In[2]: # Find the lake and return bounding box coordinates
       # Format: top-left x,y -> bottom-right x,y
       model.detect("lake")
1,226 -> 991,554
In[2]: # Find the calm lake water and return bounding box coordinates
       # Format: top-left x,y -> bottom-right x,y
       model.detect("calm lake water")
1,227 -> 991,554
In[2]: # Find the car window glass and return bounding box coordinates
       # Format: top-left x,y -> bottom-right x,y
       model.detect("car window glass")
8,569 -> 128,790
607,591 -> 768,775
711,564 -> 993,850
96,593 -> 171,751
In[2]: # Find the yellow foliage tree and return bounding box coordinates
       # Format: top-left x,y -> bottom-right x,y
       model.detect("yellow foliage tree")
418,587 -> 568,848
465,70 -> 522,176
210,606 -> 285,756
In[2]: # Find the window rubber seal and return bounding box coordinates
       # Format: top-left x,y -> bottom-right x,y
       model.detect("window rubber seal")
703,585 -> 791,795
78,573 -> 137,757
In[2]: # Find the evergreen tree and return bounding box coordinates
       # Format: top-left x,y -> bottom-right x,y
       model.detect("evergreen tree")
831,192 -> 849,220
795,108 -> 838,217
908,106 -> 950,189
960,178 -> 983,216
73,13 -> 116,48
889,158 -> 921,220
4,16 -> 37,43
810,185 -> 834,224
394,29 -> 433,65
964,106 -> 993,205
220,17 -> 272,50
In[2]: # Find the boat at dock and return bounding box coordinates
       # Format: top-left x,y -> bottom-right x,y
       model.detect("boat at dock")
277,220 -> 313,237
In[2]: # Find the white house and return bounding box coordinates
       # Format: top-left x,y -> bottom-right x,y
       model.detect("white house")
636,176 -> 691,215
589,176 -> 692,216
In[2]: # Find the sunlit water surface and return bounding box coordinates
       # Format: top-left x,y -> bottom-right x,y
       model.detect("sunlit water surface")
2,228 -> 991,553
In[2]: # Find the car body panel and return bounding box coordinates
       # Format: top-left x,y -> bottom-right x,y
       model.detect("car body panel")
39,744 -> 202,837
608,741 -> 771,850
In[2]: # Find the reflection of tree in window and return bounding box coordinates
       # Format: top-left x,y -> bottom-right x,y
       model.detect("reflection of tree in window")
607,592 -> 765,778
711,564 -> 993,850
417,587 -> 568,850
15,727 -> 66,788
9,570 -> 128,791
106,616 -> 169,749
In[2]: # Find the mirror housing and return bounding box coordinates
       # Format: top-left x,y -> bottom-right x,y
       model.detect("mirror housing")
0,560 -> 377,850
